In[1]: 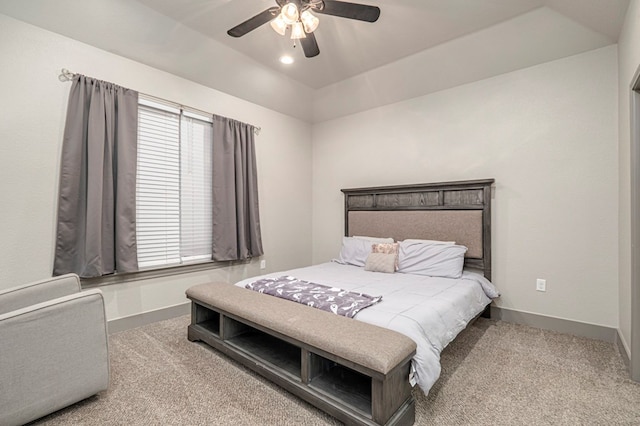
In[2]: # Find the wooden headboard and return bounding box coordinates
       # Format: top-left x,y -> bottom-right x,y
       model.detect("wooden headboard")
341,179 -> 494,280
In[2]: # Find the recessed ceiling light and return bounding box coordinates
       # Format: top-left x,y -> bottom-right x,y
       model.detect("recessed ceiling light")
279,55 -> 294,65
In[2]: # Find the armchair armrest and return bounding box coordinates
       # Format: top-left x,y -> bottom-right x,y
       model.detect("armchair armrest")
0,274 -> 81,316
0,288 -> 110,426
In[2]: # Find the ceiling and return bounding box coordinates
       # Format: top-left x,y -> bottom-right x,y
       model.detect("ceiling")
0,0 -> 630,122
138,0 -> 550,90
138,0 -> 627,89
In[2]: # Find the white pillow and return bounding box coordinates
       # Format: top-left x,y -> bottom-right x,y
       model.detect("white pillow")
336,237 -> 373,267
402,239 -> 455,245
398,241 -> 467,278
353,236 -> 394,243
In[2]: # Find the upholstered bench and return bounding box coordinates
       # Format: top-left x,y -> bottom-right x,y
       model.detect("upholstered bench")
186,282 -> 417,426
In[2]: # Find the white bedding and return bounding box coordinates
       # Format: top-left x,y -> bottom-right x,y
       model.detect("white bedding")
235,261 -> 499,394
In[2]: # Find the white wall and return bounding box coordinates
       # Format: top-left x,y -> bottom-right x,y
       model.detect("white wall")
312,46 -> 619,327
0,11 -> 624,331
618,0 -> 640,355
0,14 -> 313,321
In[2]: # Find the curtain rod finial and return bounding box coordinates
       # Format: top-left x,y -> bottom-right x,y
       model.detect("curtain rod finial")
59,68 -> 75,82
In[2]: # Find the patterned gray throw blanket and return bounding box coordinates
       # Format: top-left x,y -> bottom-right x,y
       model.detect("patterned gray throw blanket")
245,276 -> 382,318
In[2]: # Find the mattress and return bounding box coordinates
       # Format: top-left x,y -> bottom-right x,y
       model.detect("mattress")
235,261 -> 498,394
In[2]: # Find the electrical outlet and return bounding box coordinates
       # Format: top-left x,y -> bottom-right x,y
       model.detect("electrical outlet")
536,278 -> 546,292
260,259 -> 266,269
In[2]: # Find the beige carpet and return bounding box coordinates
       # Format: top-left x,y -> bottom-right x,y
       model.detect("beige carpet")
31,316 -> 640,425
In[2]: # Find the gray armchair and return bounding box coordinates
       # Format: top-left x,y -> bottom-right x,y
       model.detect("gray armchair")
0,274 -> 109,425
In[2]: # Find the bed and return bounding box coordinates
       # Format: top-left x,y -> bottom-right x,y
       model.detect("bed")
235,178 -> 499,395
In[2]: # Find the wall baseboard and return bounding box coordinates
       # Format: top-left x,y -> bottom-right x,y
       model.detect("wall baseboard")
107,303 -> 628,366
491,306 -> 618,343
107,302 -> 191,334
616,329 -> 631,368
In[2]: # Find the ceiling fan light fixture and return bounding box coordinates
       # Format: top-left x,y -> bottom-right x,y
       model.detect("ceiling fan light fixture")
300,10 -> 319,33
290,21 -> 306,39
270,15 -> 287,36
227,0 -> 381,58
280,3 -> 299,25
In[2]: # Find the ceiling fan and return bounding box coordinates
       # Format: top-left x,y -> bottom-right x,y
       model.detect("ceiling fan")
227,0 -> 381,58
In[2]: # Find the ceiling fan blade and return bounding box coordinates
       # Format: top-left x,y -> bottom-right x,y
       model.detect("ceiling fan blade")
300,33 -> 320,58
315,1 -> 380,23
227,7 -> 279,37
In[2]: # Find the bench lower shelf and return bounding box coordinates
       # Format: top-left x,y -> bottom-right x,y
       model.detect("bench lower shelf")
187,298 -> 415,426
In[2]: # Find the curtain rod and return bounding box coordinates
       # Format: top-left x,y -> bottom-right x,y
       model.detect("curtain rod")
58,68 -> 261,136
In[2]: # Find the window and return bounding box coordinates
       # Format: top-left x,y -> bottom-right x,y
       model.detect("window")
55,76 -> 263,280
136,97 -> 213,269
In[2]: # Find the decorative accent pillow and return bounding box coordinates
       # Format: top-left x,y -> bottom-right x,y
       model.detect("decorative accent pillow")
398,241 -> 468,278
364,252 -> 396,273
336,237 -> 373,267
371,242 -> 399,270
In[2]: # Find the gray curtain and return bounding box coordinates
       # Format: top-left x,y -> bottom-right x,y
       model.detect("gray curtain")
53,75 -> 139,278
211,115 -> 264,261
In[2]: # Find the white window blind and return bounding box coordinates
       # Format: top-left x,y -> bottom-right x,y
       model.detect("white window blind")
136,97 -> 213,269
180,115 -> 213,262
